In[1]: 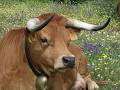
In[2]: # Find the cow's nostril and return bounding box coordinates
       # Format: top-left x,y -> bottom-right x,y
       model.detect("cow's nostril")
63,57 -> 69,65
62,56 -> 75,68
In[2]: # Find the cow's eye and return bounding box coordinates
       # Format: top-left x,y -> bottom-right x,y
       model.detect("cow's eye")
41,38 -> 48,44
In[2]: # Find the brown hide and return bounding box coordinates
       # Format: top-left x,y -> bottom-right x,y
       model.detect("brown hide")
47,69 -> 77,90
69,43 -> 89,78
0,29 -> 36,90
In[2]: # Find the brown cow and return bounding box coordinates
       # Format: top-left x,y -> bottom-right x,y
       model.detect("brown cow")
0,13 -> 110,90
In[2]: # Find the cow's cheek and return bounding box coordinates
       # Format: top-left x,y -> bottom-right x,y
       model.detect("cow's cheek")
40,47 -> 56,68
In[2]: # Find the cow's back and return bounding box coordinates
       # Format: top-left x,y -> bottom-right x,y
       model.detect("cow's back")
68,43 -> 89,77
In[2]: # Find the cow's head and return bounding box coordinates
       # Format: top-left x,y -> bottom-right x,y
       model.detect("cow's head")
26,13 -> 110,75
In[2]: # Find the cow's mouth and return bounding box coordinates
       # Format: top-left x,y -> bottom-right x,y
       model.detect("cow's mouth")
55,67 -> 75,72
54,65 -> 76,73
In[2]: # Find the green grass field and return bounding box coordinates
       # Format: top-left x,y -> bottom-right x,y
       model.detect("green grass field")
0,0 -> 120,90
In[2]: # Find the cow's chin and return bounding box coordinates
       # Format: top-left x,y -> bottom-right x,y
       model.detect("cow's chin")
57,67 -> 75,73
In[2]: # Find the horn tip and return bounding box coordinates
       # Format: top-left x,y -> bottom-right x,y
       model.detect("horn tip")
107,18 -> 111,23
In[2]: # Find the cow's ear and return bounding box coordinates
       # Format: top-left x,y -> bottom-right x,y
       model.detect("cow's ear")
69,29 -> 80,40
28,34 -> 37,43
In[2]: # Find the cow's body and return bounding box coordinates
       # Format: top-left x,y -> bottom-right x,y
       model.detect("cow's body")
0,29 -> 36,90
0,13 -> 110,90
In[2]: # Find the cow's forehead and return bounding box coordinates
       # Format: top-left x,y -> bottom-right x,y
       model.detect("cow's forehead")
36,22 -> 70,41
34,13 -> 70,41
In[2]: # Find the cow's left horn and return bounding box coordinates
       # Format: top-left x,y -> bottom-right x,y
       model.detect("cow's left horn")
27,15 -> 54,32
66,18 -> 110,31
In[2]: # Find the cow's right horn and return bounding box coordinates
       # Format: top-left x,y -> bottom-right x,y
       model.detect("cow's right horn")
27,15 -> 54,32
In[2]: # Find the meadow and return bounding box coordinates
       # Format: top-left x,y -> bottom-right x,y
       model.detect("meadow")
0,0 -> 120,89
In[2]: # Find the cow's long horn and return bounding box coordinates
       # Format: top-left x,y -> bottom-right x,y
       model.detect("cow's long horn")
27,15 -> 54,32
66,18 -> 110,31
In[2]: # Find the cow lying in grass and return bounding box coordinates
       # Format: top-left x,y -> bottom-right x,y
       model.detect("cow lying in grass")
0,13 -> 110,90
32,13 -> 110,90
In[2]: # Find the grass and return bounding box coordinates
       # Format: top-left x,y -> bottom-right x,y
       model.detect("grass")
0,0 -> 120,89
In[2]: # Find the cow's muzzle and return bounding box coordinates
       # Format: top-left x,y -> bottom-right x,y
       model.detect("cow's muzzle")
62,56 -> 75,68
